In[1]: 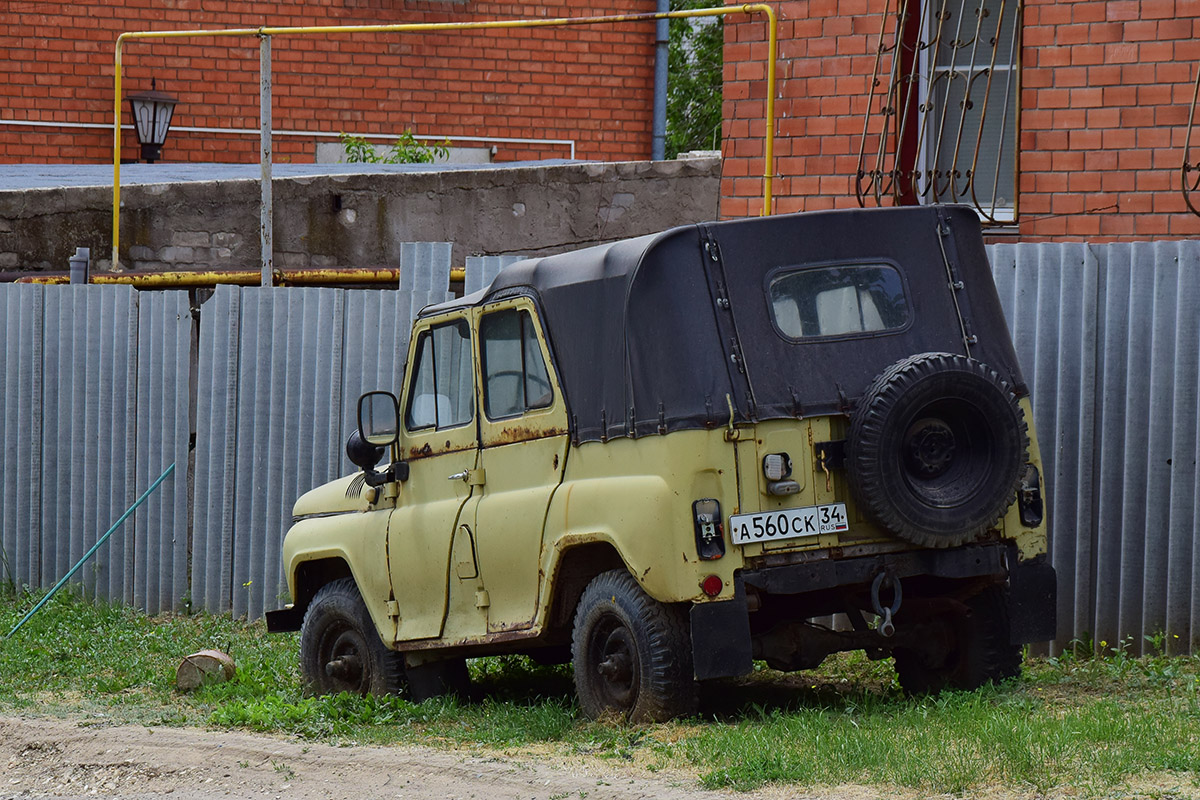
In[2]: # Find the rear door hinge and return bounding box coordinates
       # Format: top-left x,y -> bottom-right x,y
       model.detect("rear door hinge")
729,337 -> 747,375
703,235 -> 722,264
815,440 -> 846,471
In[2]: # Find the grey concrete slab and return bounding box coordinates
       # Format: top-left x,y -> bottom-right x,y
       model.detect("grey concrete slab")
0,161 -> 577,192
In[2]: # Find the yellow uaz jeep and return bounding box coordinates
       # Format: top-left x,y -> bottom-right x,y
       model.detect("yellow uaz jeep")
267,205 -> 1056,722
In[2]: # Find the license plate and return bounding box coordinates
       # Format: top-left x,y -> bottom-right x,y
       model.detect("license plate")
729,503 -> 849,545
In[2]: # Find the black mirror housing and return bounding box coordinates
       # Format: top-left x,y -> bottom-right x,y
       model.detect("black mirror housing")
346,429 -> 385,470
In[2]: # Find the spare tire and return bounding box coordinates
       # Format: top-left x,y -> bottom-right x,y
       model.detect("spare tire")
846,352 -> 1028,548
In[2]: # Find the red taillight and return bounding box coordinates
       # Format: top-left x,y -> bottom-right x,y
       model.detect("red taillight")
701,574 -> 723,597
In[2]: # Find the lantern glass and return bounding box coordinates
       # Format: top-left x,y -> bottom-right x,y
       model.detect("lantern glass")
126,84 -> 178,162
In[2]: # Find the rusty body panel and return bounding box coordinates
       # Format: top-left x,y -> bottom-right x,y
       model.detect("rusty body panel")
470,297 -> 570,636
405,439 -> 476,461
393,625 -> 543,654
386,308 -> 479,641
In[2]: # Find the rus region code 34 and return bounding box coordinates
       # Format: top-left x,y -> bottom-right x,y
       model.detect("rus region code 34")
729,503 -> 850,545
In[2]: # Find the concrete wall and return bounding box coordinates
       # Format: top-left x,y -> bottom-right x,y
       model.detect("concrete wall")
0,159 -> 722,274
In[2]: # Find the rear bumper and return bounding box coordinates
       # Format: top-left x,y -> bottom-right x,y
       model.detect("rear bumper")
690,543 -> 1056,680
741,543 -> 1006,595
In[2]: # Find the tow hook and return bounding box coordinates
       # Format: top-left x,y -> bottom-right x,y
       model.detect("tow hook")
870,571 -> 903,638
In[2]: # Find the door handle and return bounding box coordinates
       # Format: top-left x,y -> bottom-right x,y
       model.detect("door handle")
448,468 -> 486,485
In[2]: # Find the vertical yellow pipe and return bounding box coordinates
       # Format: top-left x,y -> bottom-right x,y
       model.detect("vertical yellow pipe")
112,35 -> 125,271
109,6 -> 782,268
758,4 -> 777,216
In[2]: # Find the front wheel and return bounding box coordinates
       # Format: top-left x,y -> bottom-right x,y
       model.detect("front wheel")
571,569 -> 697,722
299,578 -> 407,696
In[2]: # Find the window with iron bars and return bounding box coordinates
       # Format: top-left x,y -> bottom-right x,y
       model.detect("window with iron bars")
1184,62 -> 1200,218
857,0 -> 1020,224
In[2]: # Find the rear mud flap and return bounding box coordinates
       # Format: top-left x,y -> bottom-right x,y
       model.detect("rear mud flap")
690,576 -> 753,680
1006,553 -> 1057,645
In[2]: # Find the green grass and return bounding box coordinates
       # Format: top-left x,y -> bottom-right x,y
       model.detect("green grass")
684,682 -> 1200,793
2,586 -> 1198,797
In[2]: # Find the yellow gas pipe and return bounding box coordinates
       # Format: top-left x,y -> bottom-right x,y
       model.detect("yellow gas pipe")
112,6 -> 779,281
18,266 -> 468,288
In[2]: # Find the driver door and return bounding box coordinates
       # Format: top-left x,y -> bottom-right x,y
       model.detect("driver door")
386,314 -> 479,642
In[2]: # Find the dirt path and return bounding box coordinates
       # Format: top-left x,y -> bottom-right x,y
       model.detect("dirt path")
0,715 -> 789,800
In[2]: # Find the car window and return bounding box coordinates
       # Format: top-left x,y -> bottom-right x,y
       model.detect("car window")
405,318 -> 474,431
480,309 -> 553,420
768,264 -> 909,339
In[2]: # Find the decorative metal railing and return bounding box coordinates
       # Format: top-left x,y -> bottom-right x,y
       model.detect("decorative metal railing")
857,0 -> 1020,224
1183,63 -> 1200,217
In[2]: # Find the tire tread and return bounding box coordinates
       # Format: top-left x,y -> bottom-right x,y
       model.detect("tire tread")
572,569 -> 697,722
847,352 -> 1028,547
299,578 -> 407,697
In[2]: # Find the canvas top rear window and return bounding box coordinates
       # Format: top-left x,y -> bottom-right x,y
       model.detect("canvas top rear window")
768,263 -> 910,340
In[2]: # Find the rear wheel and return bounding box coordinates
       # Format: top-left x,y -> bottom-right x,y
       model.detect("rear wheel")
299,578 -> 407,696
893,586 -> 1022,693
571,569 -> 697,722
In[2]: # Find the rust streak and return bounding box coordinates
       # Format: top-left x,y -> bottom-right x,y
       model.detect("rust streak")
394,627 -> 543,652
488,617 -> 536,634
489,425 -> 567,446
406,439 -> 483,460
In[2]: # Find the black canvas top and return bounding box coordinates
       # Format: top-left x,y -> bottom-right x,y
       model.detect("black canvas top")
425,205 -> 1025,444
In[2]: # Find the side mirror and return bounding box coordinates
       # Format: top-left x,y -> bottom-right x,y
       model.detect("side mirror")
358,391 -> 399,446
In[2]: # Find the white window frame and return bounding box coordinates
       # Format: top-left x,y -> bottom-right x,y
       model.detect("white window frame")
916,0 -> 1019,222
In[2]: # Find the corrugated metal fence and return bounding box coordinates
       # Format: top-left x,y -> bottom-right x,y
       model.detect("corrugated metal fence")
0,240 -> 1197,653
0,243 -> 455,618
0,284 -> 191,611
989,240 -> 1200,654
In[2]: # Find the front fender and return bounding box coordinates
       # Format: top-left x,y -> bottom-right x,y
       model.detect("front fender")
293,473 -> 373,517
280,509 -> 395,642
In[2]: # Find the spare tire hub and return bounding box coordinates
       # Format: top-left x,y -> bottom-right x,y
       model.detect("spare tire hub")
904,417 -> 956,478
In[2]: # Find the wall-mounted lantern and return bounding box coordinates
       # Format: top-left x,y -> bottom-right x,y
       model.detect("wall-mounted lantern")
126,79 -> 178,163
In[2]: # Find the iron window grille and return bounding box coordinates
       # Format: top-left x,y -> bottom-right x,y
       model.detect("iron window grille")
857,0 -> 1020,224
1183,62 -> 1200,218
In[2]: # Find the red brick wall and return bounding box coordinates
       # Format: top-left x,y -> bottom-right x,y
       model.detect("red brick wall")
0,0 -> 655,165
722,0 -> 1200,241
722,0 -> 883,220
1020,0 -> 1200,238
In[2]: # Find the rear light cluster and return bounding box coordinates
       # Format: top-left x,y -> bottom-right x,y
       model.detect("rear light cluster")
763,453 -> 800,495
692,498 -> 726,561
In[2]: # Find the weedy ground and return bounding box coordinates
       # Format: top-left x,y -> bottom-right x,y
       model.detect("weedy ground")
1,587 -> 1197,798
